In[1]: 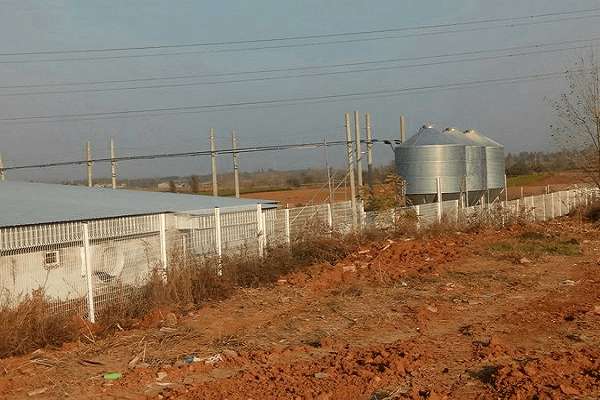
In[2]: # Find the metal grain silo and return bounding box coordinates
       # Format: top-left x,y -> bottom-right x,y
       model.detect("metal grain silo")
442,128 -> 487,206
395,125 -> 466,204
463,129 -> 505,201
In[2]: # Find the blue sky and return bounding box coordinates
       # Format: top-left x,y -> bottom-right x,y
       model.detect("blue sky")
1,1 -> 600,181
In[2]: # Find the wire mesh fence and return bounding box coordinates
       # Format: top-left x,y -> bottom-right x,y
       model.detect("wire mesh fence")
0,187 -> 597,321
0,201 -> 355,320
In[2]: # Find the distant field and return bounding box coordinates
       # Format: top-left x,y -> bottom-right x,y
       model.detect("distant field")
506,173 -> 551,187
195,187 -> 290,197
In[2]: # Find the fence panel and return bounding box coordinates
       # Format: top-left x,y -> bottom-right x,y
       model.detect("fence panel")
220,209 -> 259,251
1,189 -> 599,319
89,233 -> 160,313
0,223 -> 87,314
530,194 -> 545,221
442,200 -> 459,222
180,213 -> 217,256
332,201 -> 354,232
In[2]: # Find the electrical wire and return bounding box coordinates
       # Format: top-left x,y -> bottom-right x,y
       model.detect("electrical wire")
0,41 -> 596,97
1,140 -> 352,171
1,138 -> 406,172
1,36 -> 595,92
4,35 -> 600,92
3,7 -> 597,56
0,9 -> 598,63
0,69 -> 571,124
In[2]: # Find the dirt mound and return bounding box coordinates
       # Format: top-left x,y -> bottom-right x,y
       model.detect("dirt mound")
160,342 -> 431,400
493,348 -> 600,398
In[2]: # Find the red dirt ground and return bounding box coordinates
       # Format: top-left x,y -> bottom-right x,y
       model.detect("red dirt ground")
241,171 -> 591,205
240,186 -> 353,207
505,170 -> 591,200
3,214 -> 600,398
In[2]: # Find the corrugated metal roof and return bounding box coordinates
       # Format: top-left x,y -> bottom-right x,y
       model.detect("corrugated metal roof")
0,181 -> 277,227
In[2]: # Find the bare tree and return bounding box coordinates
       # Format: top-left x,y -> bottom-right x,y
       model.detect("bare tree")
549,51 -> 600,187
188,174 -> 201,193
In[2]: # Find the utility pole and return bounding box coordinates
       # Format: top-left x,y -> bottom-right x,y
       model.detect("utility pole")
110,139 -> 117,189
210,128 -> 218,197
345,114 -> 358,229
232,130 -> 240,198
0,153 -> 5,181
366,113 -> 373,190
86,142 -> 92,187
354,110 -> 363,189
400,114 -> 406,143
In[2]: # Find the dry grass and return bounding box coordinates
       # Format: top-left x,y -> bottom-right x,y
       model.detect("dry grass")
0,292 -> 78,358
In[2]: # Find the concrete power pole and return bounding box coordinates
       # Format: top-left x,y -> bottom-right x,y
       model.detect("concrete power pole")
0,153 -> 5,181
86,142 -> 92,187
345,114 -> 358,229
400,115 -> 406,143
366,113 -> 373,190
232,130 -> 240,198
110,139 -> 117,189
210,128 -> 218,197
354,110 -> 363,189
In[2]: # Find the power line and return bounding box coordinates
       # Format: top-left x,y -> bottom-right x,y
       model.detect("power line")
0,10 -> 598,63
1,141 -> 354,171
2,36 -> 594,91
0,70 -> 571,124
1,40 -> 597,97
1,138 -> 407,172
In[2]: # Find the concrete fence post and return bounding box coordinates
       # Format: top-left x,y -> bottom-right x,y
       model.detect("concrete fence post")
436,177 -> 442,224
214,207 -> 222,272
542,194 -> 547,221
359,199 -> 366,228
284,207 -> 291,246
256,204 -> 264,257
82,223 -> 95,323
159,213 -> 167,280
260,207 -> 267,251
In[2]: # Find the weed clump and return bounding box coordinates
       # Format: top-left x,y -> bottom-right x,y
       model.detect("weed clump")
0,291 -> 78,358
586,203 -> 600,221
483,232 -> 581,263
141,230 -> 354,313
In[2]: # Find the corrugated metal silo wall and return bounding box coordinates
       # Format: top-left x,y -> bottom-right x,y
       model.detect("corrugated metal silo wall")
465,146 -> 487,190
485,146 -> 505,189
443,128 -> 487,192
395,144 -> 466,197
463,130 -> 505,190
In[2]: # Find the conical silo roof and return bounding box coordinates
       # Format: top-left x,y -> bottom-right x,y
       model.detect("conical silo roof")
463,129 -> 503,148
401,125 -> 465,147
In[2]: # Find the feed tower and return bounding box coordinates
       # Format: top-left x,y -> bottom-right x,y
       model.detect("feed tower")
394,125 -> 504,206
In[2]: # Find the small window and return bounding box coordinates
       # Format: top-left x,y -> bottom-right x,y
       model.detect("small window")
43,251 -> 60,270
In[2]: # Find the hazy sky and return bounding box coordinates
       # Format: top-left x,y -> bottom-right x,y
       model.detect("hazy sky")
1,1 -> 600,181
